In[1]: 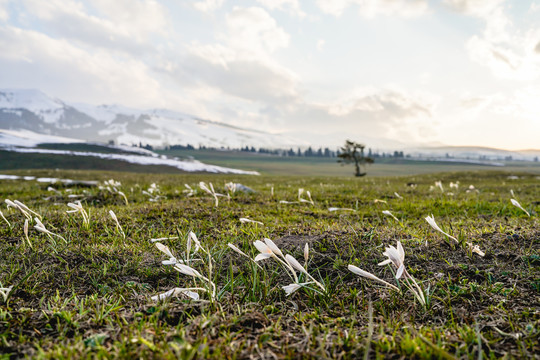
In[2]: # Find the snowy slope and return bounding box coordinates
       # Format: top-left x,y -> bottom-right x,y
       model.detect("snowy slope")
0,129 -> 259,174
0,89 -> 307,149
0,128 -> 83,147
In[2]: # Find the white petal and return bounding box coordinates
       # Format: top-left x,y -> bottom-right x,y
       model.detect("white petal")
254,253 -> 271,262
282,283 -> 302,296
264,238 -> 283,257
348,265 -> 380,281
424,215 -> 459,242
285,254 -> 307,274
174,264 -> 202,278
396,264 -> 405,279
253,240 -> 272,254
155,243 -> 175,259
397,241 -> 405,263
227,243 -> 248,257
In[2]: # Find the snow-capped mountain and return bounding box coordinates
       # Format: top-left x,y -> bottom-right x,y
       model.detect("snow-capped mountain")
0,89 -> 307,149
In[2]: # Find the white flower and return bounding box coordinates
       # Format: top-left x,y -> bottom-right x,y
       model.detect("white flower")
382,210 -> 400,223
155,242 -> 175,259
66,201 -> 89,226
282,283 -> 302,296
468,243 -> 485,257
34,217 -> 67,243
328,207 -> 355,212
0,285 -> 13,302
394,192 -> 403,199
348,265 -> 400,291
0,210 -> 11,227
13,200 -> 41,219
150,236 -> 179,243
510,199 -> 530,217
435,181 -> 444,192
282,282 -> 315,296
183,184 -> 195,197
23,219 -> 32,248
5,199 -> 31,220
109,210 -> 125,238
253,240 -> 273,261
373,199 -> 387,204
424,214 -> 458,242
304,243 -> 309,264
199,181 -> 222,206
188,232 -> 201,253
151,287 -> 202,301
378,241 -> 405,279
239,217 -> 264,225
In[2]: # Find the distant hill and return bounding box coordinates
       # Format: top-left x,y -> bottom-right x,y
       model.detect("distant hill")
0,88 -> 307,149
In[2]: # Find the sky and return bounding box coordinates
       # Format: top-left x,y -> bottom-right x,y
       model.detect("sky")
0,0 -> 539,150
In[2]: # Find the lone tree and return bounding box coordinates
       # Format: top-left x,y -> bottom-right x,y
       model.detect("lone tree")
337,140 -> 374,177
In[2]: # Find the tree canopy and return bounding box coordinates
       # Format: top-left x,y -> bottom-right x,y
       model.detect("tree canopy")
337,140 -> 374,177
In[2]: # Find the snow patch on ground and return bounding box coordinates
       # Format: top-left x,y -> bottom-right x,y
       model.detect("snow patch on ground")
0,129 -> 84,147
2,146 -> 260,175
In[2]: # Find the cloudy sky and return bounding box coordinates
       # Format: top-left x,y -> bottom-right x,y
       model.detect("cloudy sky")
1,0 -> 539,150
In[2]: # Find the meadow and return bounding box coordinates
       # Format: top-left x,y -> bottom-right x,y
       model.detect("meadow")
0,169 -> 538,359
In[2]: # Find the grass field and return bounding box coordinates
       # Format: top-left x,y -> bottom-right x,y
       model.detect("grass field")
0,169 -> 538,358
159,149 -> 540,177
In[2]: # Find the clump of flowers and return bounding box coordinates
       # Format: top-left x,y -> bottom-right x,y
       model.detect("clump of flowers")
34,217 -> 67,244
142,183 -> 165,202
183,184 -> 196,197
349,240 -> 427,307
152,232 -> 216,301
279,188 -> 314,206
100,179 -> 128,205
425,214 -> 484,256
199,182 -> 227,207
66,201 -> 90,228
5,199 -> 42,221
298,188 -> 314,205
229,238 -> 325,296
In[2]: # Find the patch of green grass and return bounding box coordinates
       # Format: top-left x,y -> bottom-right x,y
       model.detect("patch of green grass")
0,169 -> 538,358
159,148 -> 540,176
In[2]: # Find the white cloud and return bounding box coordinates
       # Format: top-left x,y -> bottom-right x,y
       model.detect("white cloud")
0,0 -> 10,21
164,7 -> 297,106
256,0 -> 305,17
223,7 -> 290,56
444,87 -> 540,149
446,0 -> 540,81
0,26 -> 167,108
317,0 -> 428,18
20,0 -> 169,54
316,39 -> 325,51
193,0 -> 225,13
443,0 -> 504,17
